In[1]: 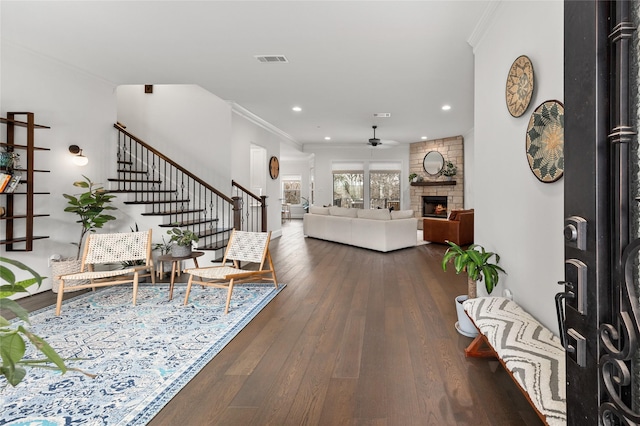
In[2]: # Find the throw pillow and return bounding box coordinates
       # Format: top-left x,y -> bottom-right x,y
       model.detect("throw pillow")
309,206 -> 330,215
329,206 -> 359,217
357,209 -> 391,220
390,210 -> 415,220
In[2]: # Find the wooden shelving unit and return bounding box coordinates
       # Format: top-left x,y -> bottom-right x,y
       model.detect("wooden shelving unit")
0,112 -> 50,251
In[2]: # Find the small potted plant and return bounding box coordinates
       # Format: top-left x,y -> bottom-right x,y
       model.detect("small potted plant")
441,161 -> 457,179
167,227 -> 199,257
442,241 -> 506,336
409,172 -> 418,183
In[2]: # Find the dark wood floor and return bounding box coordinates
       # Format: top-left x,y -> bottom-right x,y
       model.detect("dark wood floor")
13,221 -> 543,425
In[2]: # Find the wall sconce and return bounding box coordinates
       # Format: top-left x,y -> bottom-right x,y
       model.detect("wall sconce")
69,145 -> 89,166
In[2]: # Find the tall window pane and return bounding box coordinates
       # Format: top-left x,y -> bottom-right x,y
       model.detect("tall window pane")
332,171 -> 364,208
282,176 -> 301,204
370,170 -> 400,210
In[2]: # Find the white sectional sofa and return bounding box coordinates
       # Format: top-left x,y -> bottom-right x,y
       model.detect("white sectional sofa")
303,206 -> 418,252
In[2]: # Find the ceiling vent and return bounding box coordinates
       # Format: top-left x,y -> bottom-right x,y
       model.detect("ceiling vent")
373,113 -> 391,118
255,55 -> 289,63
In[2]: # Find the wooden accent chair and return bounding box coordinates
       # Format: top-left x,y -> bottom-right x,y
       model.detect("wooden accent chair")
422,209 -> 474,245
55,229 -> 155,316
183,229 -> 277,314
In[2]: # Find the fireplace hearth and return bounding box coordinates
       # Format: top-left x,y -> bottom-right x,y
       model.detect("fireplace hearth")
422,196 -> 448,218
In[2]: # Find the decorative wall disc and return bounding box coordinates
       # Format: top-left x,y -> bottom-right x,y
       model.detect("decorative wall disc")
506,55 -> 534,117
269,156 -> 280,179
526,100 -> 564,183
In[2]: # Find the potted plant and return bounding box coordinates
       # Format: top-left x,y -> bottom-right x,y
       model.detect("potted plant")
442,241 -> 506,336
409,172 -> 418,183
167,227 -> 199,257
441,161 -> 457,179
0,256 -> 93,385
51,176 -> 117,293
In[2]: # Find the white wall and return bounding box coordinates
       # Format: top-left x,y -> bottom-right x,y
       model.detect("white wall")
305,144 -> 411,209
1,42 -> 117,293
117,85 -> 232,193
230,112 -> 283,236
472,0 -> 564,333
463,127 -> 474,209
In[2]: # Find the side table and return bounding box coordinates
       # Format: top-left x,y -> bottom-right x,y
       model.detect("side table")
157,251 -> 205,300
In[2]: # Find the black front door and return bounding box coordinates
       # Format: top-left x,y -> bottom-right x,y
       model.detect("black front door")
563,1 -> 640,424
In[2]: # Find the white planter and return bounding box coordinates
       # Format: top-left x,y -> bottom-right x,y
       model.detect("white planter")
50,259 -> 88,293
455,295 -> 478,337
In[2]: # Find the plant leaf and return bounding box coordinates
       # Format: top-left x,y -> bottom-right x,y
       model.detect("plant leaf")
0,299 -> 30,323
18,326 -> 68,374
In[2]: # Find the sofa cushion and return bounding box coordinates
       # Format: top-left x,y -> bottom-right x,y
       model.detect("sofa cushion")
391,210 -> 415,220
309,206 -> 330,215
329,206 -> 359,217
357,209 -> 391,220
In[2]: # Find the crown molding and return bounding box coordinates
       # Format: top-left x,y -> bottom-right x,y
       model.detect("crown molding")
229,102 -> 302,150
2,40 -> 116,88
467,0 -> 502,52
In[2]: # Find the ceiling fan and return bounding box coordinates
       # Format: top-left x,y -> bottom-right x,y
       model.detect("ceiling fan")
368,125 -> 382,146
367,125 -> 398,147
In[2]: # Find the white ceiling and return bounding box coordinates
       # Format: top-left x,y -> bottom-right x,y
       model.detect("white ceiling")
1,1 -> 491,159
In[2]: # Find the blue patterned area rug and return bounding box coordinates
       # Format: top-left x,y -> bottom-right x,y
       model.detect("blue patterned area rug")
1,283 -> 285,426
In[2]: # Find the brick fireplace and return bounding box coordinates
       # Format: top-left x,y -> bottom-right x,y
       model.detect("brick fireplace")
409,136 -> 464,228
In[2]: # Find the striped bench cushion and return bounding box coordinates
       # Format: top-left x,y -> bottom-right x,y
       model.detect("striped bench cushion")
463,297 -> 566,426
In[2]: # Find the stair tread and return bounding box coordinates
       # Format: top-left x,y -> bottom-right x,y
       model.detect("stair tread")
117,169 -> 148,174
108,178 -> 162,184
141,209 -> 204,216
107,189 -> 177,194
196,228 -> 232,238
124,199 -> 191,205
159,218 -> 220,226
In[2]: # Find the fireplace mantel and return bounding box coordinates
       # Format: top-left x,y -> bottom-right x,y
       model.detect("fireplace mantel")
410,181 -> 456,186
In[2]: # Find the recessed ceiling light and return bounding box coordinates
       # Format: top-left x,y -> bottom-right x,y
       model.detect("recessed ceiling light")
292,106 -> 302,112
442,105 -> 451,111
324,136 -> 331,140
421,136 -> 428,140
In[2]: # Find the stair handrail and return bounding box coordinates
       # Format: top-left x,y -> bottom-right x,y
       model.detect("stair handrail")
232,180 -> 268,231
113,123 -> 234,204
231,180 -> 263,202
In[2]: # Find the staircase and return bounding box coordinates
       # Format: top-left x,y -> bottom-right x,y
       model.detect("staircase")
110,124 -> 266,253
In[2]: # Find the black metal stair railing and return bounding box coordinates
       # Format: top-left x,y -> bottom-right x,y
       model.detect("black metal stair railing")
231,180 -> 267,234
111,123 -> 265,252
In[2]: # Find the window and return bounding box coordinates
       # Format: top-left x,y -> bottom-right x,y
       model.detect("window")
370,170 -> 400,210
332,163 -> 364,208
282,176 -> 301,204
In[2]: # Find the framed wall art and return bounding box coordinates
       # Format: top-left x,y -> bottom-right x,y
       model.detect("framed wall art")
525,100 -> 564,183
506,55 -> 534,118
269,156 -> 280,179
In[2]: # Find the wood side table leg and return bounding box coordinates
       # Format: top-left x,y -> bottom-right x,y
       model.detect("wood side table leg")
169,260 -> 178,300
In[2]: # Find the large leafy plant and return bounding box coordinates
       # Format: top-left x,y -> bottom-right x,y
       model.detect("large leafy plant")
0,257 -> 93,386
441,242 -> 505,298
63,175 -> 117,259
167,227 -> 199,247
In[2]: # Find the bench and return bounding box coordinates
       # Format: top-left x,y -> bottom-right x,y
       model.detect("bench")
462,296 -> 566,426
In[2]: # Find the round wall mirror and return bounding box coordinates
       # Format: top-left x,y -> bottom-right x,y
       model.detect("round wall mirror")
423,151 -> 445,175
